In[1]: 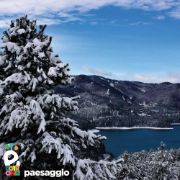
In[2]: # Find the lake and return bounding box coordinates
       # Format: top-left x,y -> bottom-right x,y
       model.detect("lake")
100,125 -> 180,158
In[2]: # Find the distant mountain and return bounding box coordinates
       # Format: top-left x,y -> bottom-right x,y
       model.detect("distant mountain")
55,75 -> 180,129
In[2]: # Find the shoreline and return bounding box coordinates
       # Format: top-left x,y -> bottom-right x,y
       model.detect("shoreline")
96,126 -> 174,130
171,123 -> 180,126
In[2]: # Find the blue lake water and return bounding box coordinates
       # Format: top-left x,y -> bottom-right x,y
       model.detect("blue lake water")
100,126 -> 180,158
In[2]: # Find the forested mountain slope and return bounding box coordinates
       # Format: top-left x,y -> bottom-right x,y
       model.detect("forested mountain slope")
56,75 -> 180,129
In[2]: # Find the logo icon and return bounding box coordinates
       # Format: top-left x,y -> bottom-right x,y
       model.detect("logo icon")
3,143 -> 21,176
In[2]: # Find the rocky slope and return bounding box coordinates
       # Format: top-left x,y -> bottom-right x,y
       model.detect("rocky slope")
56,75 -> 180,129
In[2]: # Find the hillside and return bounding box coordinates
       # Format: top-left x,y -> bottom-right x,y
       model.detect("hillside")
117,148 -> 180,179
56,75 -> 180,129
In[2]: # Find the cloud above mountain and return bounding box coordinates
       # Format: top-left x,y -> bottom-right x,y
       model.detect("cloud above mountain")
81,66 -> 180,83
0,0 -> 180,27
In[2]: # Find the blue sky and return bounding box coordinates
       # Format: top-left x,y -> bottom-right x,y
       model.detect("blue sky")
0,0 -> 180,83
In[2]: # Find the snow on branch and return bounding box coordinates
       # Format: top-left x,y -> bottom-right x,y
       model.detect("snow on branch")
6,107 -> 30,134
38,94 -> 79,111
74,159 -> 117,180
30,100 -> 46,134
5,72 -> 30,85
40,132 -> 75,166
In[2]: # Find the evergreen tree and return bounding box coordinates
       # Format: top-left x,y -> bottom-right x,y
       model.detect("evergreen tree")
0,16 -> 116,179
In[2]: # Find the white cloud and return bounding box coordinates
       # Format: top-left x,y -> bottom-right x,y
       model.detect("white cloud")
0,0 -> 179,28
0,19 -> 12,28
90,21 -> 98,25
0,0 -> 176,15
81,66 -> 180,83
130,73 -> 180,83
121,72 -> 180,83
82,66 -> 113,77
169,8 -> 180,19
129,21 -> 152,26
155,15 -> 166,20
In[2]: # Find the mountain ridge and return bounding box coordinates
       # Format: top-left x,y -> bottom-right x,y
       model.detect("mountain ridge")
55,75 -> 180,129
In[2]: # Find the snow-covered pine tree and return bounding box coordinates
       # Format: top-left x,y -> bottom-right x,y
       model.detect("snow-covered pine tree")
0,16 -> 116,179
